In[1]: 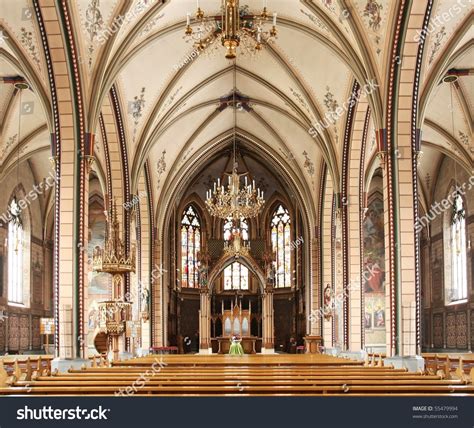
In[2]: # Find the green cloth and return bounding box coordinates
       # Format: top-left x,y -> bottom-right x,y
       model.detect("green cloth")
229,340 -> 244,355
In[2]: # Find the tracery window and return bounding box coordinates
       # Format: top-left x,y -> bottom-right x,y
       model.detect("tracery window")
223,262 -> 249,290
181,205 -> 201,288
8,198 -> 23,304
271,204 -> 291,288
447,192 -> 467,303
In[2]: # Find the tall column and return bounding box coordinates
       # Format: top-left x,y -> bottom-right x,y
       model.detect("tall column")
34,1 -> 89,367
152,237 -> 163,347
262,286 -> 274,353
383,0 -> 430,371
199,287 -> 211,353
321,169 -> 334,349
309,238 -> 320,336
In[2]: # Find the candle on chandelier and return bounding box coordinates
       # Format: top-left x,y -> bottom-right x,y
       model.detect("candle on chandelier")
214,182 -> 216,191
244,176 -> 247,186
186,13 -> 190,25
273,12 -> 277,26
218,178 -> 220,187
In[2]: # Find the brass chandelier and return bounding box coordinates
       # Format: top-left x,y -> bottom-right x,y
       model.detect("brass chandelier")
184,0 -> 278,59
205,67 -> 265,220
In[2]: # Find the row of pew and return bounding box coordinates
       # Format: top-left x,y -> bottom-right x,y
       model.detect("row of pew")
0,353 -> 473,396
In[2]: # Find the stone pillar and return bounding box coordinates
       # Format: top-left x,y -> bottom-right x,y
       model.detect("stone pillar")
199,287 -> 212,353
346,98 -> 370,354
321,170 -> 333,349
34,2 -> 90,369
309,238 -> 320,336
383,0 -> 429,372
262,287 -> 274,353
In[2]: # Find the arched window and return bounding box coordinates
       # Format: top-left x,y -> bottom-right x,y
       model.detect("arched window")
223,262 -> 249,290
8,198 -> 23,304
447,192 -> 467,303
223,217 -> 248,241
271,204 -> 291,288
180,205 -> 201,288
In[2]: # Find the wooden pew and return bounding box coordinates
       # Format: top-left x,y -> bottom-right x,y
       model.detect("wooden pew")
1,354 -> 473,396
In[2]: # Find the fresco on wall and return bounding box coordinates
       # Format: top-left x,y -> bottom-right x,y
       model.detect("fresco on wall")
363,194 -> 386,349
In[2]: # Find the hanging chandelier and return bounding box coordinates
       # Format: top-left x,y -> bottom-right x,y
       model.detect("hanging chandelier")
184,0 -> 277,59
205,167 -> 265,219
205,66 -> 265,220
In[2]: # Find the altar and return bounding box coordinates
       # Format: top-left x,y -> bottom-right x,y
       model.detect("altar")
211,299 -> 262,354
212,336 -> 261,354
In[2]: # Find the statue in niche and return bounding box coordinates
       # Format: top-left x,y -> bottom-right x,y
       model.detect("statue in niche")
140,288 -> 150,321
323,284 -> 333,320
231,228 -> 241,253
197,251 -> 211,288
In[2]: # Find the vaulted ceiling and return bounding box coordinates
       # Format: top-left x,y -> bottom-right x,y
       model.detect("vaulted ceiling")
0,0 -> 472,218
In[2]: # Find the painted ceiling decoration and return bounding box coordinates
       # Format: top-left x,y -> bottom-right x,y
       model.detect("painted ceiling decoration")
0,0 -> 470,225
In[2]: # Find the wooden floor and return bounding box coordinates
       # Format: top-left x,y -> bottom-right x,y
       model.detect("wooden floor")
1,353 -> 473,396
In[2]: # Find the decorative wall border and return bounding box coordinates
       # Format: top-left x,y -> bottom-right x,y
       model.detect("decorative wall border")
32,0 -> 61,355
330,194 -> 336,347
384,0 -> 408,355
110,84 -> 131,350
98,113 -> 113,208
359,107 -> 371,349
318,162 -> 327,338
412,0 -> 434,354
58,0 -> 87,358
110,85 -> 131,283
144,160 -> 155,345
341,80 -> 360,350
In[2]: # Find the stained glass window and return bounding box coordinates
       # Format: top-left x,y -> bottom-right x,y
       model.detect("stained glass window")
448,192 -> 467,303
181,205 -> 201,288
271,204 -> 291,288
223,217 -> 248,241
8,198 -> 23,304
223,262 -> 249,290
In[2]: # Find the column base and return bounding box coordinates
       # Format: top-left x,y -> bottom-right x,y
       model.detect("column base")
384,355 -> 425,372
51,358 -> 90,373
260,348 -> 275,354
198,348 -> 213,354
